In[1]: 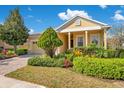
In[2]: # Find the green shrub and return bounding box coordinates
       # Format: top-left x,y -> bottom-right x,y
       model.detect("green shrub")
53,53 -> 65,59
0,53 -> 5,59
7,48 -> 14,51
115,49 -> 121,58
16,48 -> 28,55
86,44 -> 100,56
65,49 -> 72,54
119,52 -> 124,58
28,56 -> 64,67
96,48 -> 104,58
28,56 -> 43,66
107,50 -> 115,58
66,54 -> 74,62
0,47 -> 3,53
73,57 -> 124,80
74,45 -> 124,58
53,52 -> 74,62
103,50 -> 116,58
76,44 -> 106,58
53,58 -> 64,67
119,49 -> 124,58
6,50 -> 15,56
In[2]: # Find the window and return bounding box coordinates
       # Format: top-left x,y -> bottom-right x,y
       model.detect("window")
92,39 -> 98,45
77,36 -> 83,46
90,34 -> 100,45
75,19 -> 81,26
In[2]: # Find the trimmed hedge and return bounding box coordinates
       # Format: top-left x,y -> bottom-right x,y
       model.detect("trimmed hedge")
28,56 -> 64,67
73,57 -> 124,80
16,49 -> 28,55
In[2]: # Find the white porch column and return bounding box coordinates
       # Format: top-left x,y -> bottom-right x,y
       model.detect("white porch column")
85,31 -> 88,47
68,32 -> 71,49
55,47 -> 60,55
104,28 -> 107,49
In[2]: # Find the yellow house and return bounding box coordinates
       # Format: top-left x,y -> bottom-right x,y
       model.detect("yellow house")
0,15 -> 110,54
55,15 -> 110,54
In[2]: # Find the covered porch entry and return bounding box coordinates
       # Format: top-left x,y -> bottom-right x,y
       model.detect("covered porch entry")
57,28 -> 107,53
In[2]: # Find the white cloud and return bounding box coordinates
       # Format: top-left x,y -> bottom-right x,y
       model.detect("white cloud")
99,5 -> 107,9
112,10 -> 124,21
36,19 -> 42,23
28,7 -> 32,11
58,9 -> 92,21
29,29 -> 34,34
115,10 -> 122,14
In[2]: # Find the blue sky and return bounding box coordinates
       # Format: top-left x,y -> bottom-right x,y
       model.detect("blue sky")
0,5 -> 124,34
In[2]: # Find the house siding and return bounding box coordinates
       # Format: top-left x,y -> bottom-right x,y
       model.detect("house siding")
65,18 -> 102,29
58,33 -> 68,53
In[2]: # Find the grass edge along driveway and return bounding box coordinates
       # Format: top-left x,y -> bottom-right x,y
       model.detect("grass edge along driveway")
6,66 -> 124,88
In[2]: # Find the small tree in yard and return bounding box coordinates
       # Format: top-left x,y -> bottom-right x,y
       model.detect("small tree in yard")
0,8 -> 29,53
37,27 -> 63,58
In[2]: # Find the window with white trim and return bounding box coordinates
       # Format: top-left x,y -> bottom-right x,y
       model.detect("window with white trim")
77,36 -> 83,46
90,34 -> 100,45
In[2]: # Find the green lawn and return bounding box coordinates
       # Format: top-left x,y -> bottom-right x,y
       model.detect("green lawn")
6,66 -> 124,88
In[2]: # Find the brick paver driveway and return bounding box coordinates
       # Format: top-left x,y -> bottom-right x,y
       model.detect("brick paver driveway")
0,55 -> 45,88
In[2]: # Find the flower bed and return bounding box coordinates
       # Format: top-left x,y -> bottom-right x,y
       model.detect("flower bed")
0,48 -> 28,60
73,57 -> 124,80
65,44 -> 124,58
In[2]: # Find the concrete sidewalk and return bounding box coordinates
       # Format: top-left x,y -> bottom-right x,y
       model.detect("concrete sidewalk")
0,75 -> 45,88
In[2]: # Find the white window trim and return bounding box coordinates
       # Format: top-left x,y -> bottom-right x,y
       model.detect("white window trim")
90,34 -> 100,46
76,35 -> 85,47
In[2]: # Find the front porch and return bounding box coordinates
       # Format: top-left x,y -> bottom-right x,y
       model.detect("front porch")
57,29 -> 107,53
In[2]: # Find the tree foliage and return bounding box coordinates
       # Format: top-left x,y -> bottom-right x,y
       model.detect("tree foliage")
37,27 -> 63,58
0,24 -> 4,39
108,23 -> 124,49
0,8 -> 29,53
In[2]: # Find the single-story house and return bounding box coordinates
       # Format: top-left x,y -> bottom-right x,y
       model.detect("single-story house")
0,15 -> 111,54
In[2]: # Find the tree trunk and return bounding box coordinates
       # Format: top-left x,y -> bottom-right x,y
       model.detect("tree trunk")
14,45 -> 17,54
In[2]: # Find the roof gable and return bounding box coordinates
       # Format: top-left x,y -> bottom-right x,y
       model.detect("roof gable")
55,15 -> 110,31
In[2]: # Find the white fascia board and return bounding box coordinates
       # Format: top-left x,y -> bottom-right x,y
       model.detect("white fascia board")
59,26 -> 102,33
55,16 -> 76,31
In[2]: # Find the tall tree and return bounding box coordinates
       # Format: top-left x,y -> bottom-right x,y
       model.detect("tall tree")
109,23 -> 124,49
37,27 -> 63,58
0,8 -> 29,53
0,24 -> 4,36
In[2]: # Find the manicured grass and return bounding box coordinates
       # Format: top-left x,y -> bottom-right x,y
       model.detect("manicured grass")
6,66 -> 123,88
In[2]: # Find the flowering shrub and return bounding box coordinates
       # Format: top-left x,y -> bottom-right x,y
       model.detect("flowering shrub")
73,48 -> 82,57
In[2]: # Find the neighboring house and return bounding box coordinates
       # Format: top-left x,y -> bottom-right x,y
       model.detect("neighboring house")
0,15 -> 111,54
